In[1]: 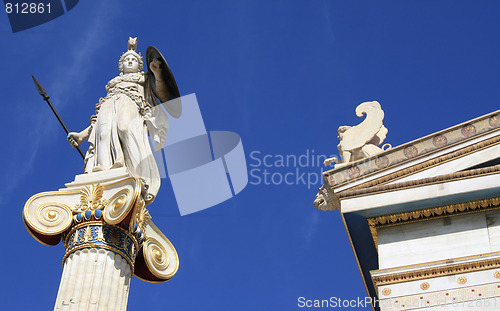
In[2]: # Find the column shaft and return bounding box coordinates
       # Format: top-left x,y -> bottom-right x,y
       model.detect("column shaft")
54,249 -> 132,311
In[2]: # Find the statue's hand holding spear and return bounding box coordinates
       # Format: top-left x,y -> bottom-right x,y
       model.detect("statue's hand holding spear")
67,131 -> 87,149
67,115 -> 95,149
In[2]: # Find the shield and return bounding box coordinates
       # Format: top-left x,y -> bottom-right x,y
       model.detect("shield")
146,46 -> 181,101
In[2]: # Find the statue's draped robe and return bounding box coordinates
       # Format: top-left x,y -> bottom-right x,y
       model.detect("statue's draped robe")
84,72 -> 168,203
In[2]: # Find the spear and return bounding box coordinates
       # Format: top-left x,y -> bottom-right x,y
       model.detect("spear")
32,75 -> 85,159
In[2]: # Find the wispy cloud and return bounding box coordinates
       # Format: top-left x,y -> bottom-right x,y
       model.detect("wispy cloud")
50,1 -> 118,107
0,1 -> 121,201
302,210 -> 321,248
0,103 -> 46,201
320,0 -> 335,43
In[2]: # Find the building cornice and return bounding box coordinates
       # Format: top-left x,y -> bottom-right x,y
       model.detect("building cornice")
340,164 -> 500,199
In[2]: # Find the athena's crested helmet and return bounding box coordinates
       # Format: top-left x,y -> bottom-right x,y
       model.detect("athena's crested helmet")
118,37 -> 144,72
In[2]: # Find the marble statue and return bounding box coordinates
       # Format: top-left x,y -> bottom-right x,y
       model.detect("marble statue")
25,37 -> 181,310
324,101 -> 391,167
67,37 -> 179,204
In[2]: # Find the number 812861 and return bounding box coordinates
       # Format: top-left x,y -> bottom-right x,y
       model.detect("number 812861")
5,3 -> 51,14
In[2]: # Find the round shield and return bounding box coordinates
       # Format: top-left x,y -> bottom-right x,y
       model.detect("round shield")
146,46 -> 180,100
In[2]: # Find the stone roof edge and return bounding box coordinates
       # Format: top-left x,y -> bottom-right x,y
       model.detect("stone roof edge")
323,109 -> 500,190
338,164 -> 500,199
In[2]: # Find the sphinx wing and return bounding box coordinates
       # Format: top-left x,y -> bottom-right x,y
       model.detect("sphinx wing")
340,101 -> 384,151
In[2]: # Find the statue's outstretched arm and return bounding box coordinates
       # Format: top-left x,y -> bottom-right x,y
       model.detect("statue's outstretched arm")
67,126 -> 90,148
67,115 -> 95,148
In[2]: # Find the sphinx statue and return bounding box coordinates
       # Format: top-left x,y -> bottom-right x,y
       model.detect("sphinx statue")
324,101 -> 391,167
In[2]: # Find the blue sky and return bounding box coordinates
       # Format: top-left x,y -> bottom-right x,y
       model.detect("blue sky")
0,1 -> 499,310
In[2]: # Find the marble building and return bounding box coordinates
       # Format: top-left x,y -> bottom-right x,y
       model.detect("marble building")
315,103 -> 500,310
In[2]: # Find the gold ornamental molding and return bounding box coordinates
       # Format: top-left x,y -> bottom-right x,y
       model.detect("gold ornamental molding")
372,253 -> 500,287
420,282 -> 430,290
367,197 -> 500,249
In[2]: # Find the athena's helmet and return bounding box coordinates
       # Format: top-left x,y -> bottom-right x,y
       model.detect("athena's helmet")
118,37 -> 144,72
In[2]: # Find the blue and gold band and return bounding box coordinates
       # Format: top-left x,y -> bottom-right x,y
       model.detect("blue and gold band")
63,221 -> 139,269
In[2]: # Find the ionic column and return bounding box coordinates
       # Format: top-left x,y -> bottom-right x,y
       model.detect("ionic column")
53,221 -> 137,311
23,170 -> 179,311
